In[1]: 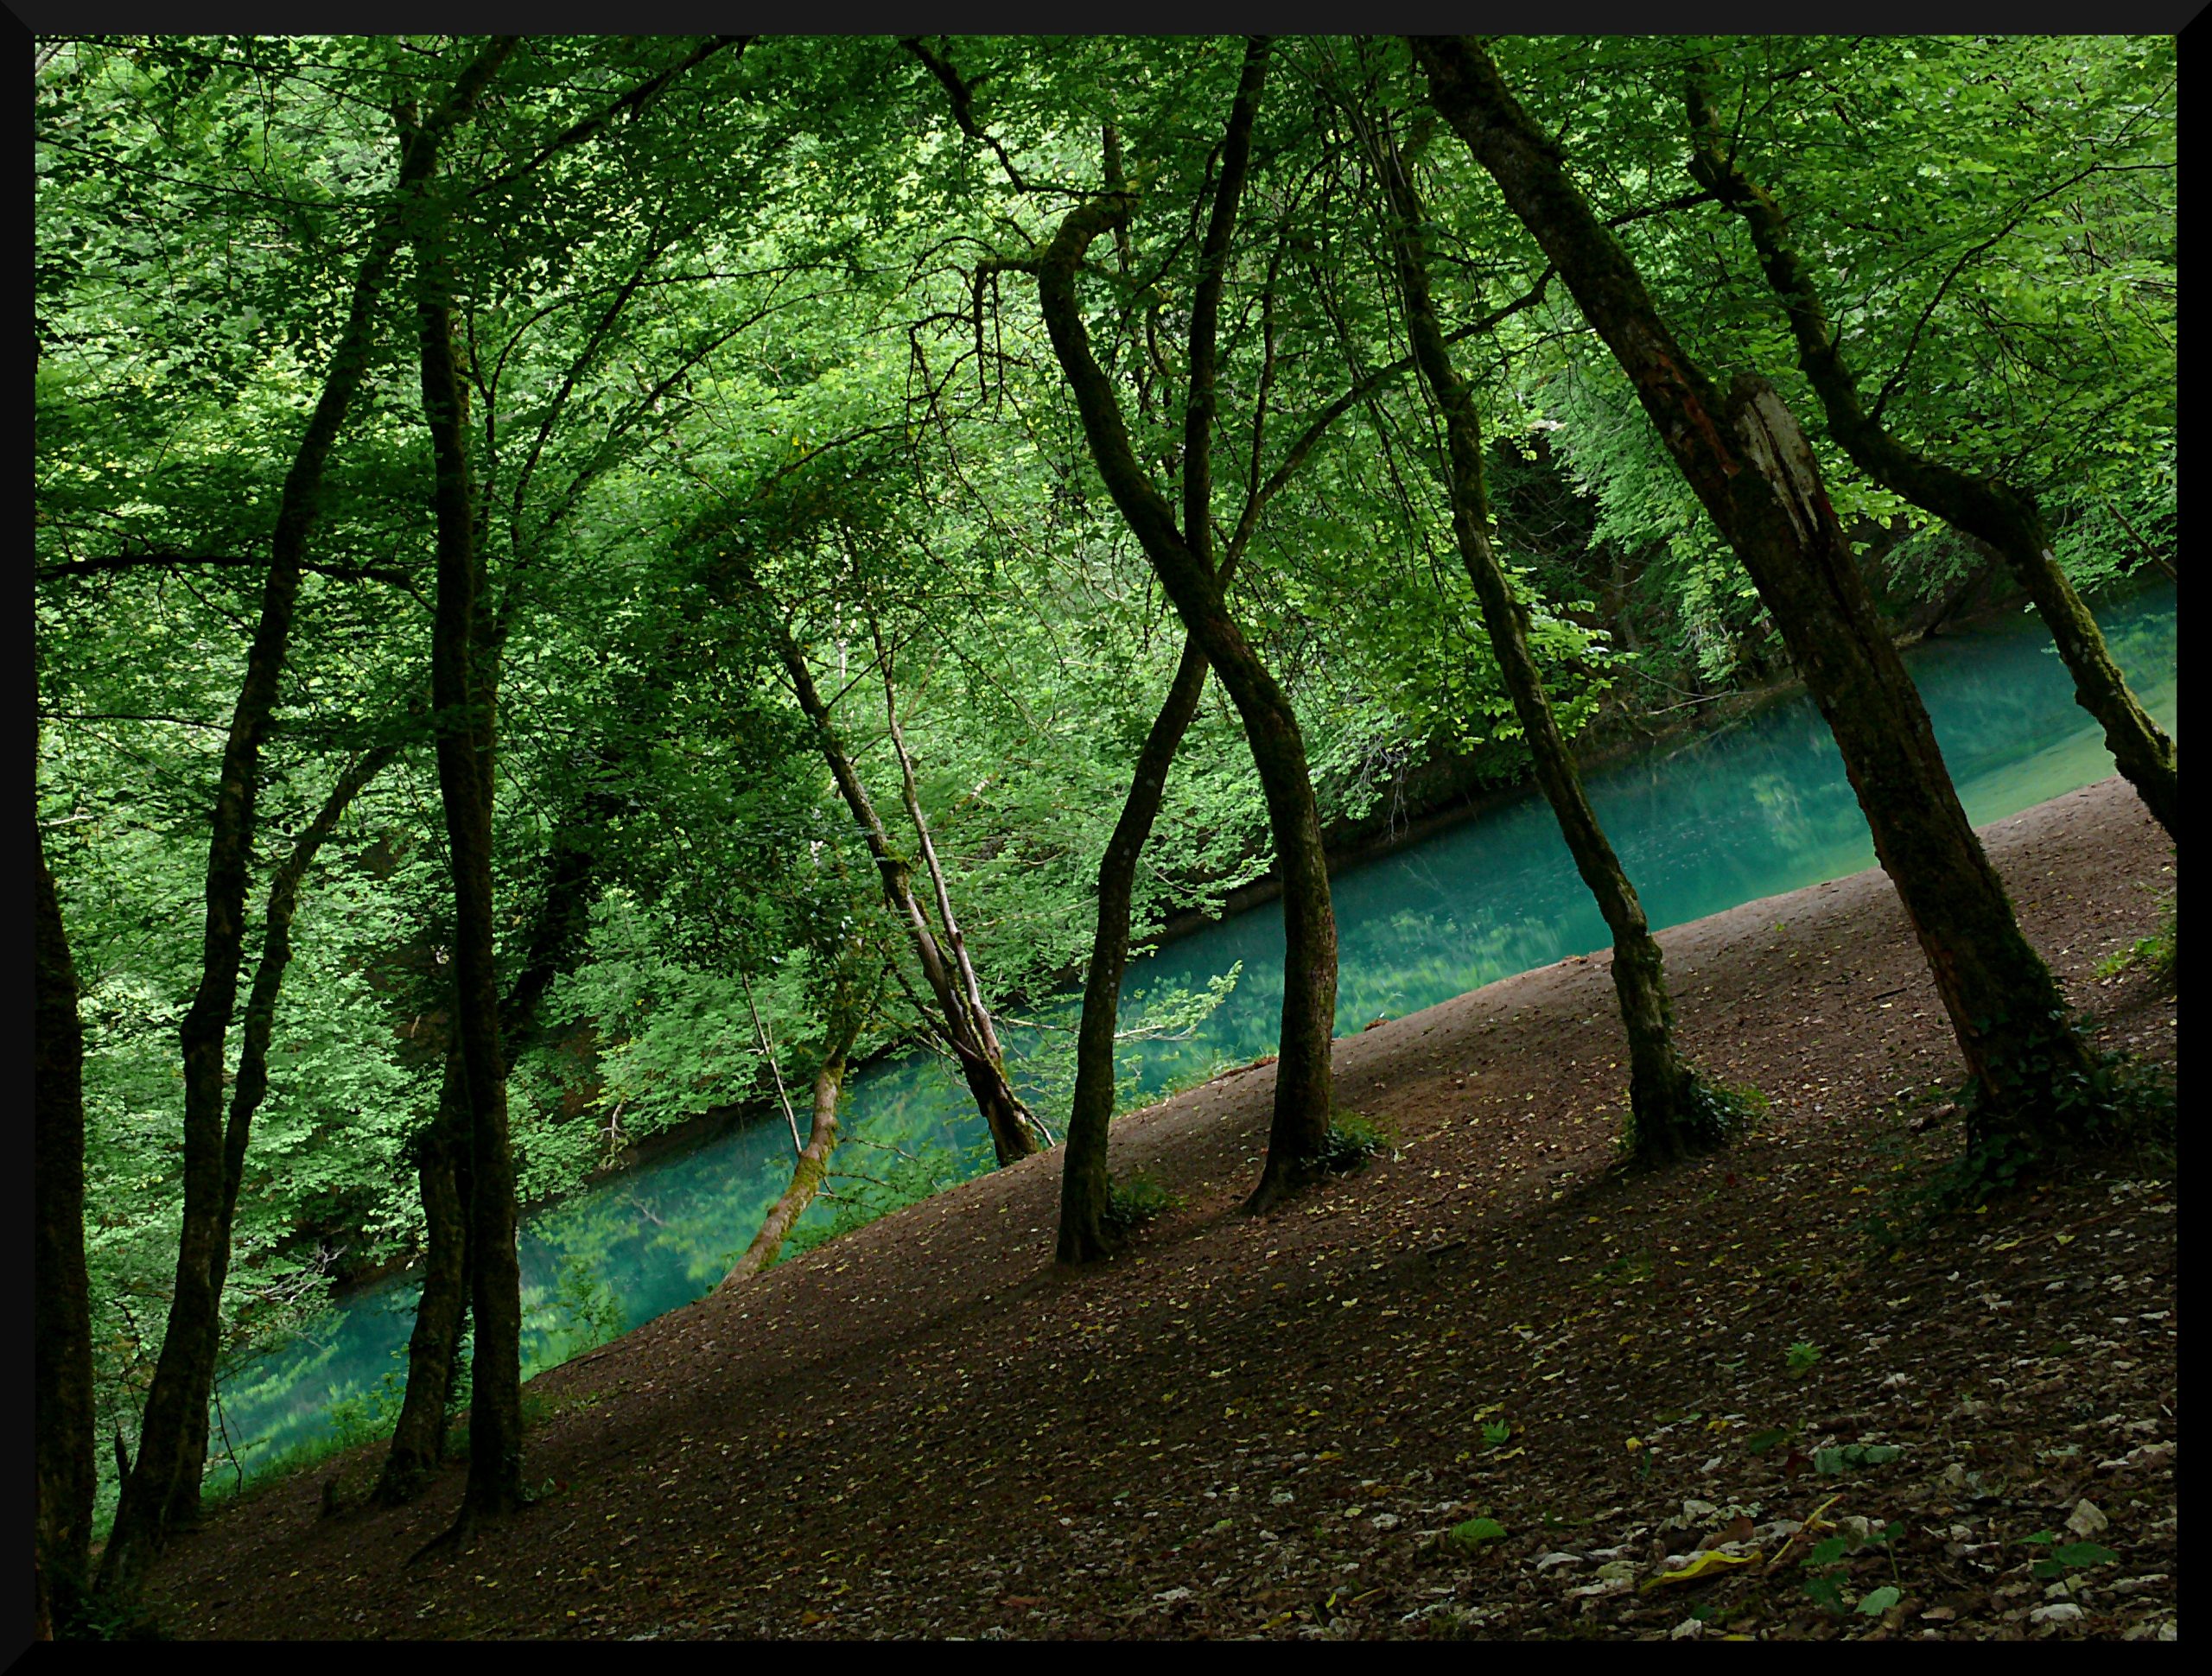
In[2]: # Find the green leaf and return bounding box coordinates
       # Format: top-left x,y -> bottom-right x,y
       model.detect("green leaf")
1448,1517 -> 1508,1549
1857,1585 -> 1902,1616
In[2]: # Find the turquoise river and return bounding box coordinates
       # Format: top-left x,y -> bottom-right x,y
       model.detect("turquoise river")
207,582 -> 2177,1480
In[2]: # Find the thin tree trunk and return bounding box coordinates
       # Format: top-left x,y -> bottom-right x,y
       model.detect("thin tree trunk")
1376,132 -> 1713,1165
719,1013 -> 865,1288
871,618 -> 1020,1092
756,595 -> 1039,1166
35,822 -> 97,1615
95,44 -> 515,1603
1414,36 -> 2101,1153
376,766 -> 614,1510
1682,77 -> 2177,844
1035,41 -> 1338,1214
165,744 -> 398,1530
416,168 -> 526,1527
371,1051 -> 473,1508
1058,636 -> 1211,1260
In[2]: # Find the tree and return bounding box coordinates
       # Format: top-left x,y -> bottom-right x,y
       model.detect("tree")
1411,35 -> 2105,1159
1366,111 -> 1733,1164
1681,67 -> 2176,844
94,37 -> 517,1603
1033,39 -> 1343,1214
35,816 -> 97,1622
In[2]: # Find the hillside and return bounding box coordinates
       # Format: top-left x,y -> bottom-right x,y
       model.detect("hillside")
145,778 -> 2177,1641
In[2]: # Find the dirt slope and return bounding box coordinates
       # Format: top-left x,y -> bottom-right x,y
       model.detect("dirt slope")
146,777 -> 2177,1641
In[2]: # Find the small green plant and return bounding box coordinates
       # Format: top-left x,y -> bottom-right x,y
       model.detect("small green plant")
1314,1111 -> 1390,1174
1814,1442 -> 1903,1476
2095,902 -> 2177,980
1800,1517 -> 1903,1616
2020,1530 -> 2122,1582
1784,1341 -> 1821,1377
1102,1171 -> 1176,1237
1617,1076 -> 1765,1159
1447,1516 -> 1508,1550
1480,1419 -> 1512,1449
1745,1425 -> 1795,1455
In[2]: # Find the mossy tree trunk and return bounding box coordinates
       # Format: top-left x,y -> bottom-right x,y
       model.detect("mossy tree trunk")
1682,74 -> 2176,845
1414,36 -> 2101,1154
720,1002 -> 867,1288
372,1051 -> 474,1508
1375,133 -> 1709,1165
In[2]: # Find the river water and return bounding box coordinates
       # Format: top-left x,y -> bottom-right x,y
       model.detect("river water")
208,583 -> 2177,1479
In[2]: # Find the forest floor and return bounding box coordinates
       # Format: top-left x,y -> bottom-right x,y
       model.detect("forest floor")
144,777 -> 2177,1641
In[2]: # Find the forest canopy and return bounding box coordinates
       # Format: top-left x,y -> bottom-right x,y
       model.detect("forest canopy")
33,33 -> 2174,1621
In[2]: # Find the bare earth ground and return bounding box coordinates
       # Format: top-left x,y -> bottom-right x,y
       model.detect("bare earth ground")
145,778 -> 2177,1641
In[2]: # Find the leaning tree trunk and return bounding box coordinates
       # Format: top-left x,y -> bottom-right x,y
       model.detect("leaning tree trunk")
1058,636 -> 1211,1260
1376,134 -> 1711,1165
1682,76 -> 2177,845
1414,35 -> 2101,1155
759,606 -> 1039,1166
35,821 -> 97,1617
719,1012 -> 865,1287
416,186 -> 526,1527
1036,41 -> 1338,1215
94,43 -> 515,1603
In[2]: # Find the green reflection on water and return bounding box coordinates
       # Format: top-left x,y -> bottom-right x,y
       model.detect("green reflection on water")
211,584 -> 2176,1476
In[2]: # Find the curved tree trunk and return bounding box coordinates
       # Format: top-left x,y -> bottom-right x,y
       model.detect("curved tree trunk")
719,1019 -> 863,1287
1414,36 -> 2101,1154
1059,635 -> 1211,1261
1376,134 -> 1708,1165
1037,41 -> 1338,1215
35,821 -> 96,1616
1682,77 -> 2176,845
94,46 -> 515,1603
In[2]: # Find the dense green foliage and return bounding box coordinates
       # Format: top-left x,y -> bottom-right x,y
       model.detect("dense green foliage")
34,34 -> 2173,1534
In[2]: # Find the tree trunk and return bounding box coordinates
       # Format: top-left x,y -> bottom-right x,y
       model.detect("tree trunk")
417,179 -> 526,1526
94,46 -> 515,1603
1058,636 -> 1211,1260
719,1017 -> 863,1287
1036,42 -> 1338,1215
164,745 -> 397,1532
1414,36 -> 2101,1152
759,601 -> 1039,1166
1375,133 -> 1710,1165
1682,77 -> 2177,845
372,1051 -> 474,1508
35,822 -> 97,1614
872,620 -> 1026,1110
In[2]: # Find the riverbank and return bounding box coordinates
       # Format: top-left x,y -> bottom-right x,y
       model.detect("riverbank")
145,777 -> 2177,1641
